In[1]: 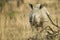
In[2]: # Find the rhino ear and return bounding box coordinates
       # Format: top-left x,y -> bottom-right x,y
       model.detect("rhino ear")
39,4 -> 43,9
29,4 -> 33,9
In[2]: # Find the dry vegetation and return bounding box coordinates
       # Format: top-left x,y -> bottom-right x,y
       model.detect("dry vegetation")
0,0 -> 60,40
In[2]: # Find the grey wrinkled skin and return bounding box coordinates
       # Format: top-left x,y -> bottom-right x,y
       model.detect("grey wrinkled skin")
29,4 -> 50,28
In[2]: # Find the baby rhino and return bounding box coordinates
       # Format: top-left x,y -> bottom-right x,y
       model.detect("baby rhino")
29,4 -> 50,28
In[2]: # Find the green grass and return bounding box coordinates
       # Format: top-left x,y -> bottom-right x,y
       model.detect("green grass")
7,11 -> 16,20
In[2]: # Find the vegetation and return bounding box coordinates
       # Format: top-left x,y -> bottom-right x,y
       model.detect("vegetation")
0,0 -> 60,40
0,0 -> 6,11
7,11 -> 16,20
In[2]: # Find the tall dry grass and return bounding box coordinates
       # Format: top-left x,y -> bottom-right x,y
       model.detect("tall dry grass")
0,0 -> 60,40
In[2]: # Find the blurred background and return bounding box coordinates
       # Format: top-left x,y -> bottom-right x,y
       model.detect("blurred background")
0,0 -> 60,40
